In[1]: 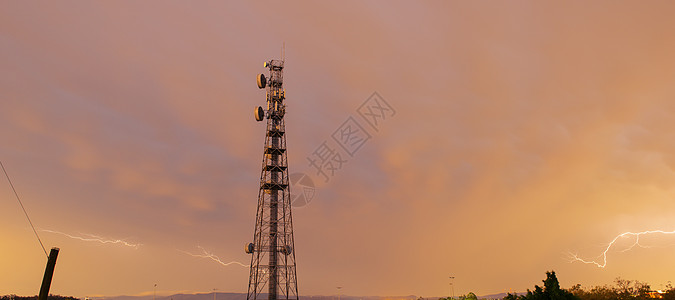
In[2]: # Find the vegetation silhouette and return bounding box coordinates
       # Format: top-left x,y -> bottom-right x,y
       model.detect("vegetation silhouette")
502,270 -> 675,300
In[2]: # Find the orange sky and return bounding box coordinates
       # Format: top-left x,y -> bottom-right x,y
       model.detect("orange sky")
2,1 -> 675,298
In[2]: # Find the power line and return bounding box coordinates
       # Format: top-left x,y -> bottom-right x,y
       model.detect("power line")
1,161 -> 48,258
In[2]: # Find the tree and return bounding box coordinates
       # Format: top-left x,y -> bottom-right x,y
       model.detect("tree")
664,289 -> 675,300
503,293 -> 519,300
506,271 -> 578,300
613,278 -> 650,300
463,293 -> 478,300
563,278 -> 653,300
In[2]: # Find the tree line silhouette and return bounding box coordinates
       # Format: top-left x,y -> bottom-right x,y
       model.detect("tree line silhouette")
507,270 -> 675,300
438,270 -> 675,300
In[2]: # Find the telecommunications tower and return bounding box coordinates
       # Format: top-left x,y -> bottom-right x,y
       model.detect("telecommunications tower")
245,59 -> 299,300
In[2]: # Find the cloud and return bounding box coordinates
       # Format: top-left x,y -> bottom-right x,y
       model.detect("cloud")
3,1 -> 675,298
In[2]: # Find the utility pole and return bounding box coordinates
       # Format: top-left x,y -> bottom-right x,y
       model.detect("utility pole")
449,277 -> 455,300
38,248 -> 60,300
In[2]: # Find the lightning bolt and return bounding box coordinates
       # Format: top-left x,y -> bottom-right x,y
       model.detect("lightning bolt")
568,230 -> 675,268
41,229 -> 141,249
180,246 -> 248,267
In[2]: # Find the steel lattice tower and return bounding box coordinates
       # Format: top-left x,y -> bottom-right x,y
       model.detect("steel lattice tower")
245,59 -> 299,300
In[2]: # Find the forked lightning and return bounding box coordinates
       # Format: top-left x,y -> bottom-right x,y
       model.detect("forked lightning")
41,229 -> 141,249
180,245 -> 247,267
569,229 -> 675,268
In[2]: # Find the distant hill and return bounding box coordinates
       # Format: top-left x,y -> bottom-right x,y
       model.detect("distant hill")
98,292 -> 516,300
0,292 -> 515,300
476,293 -> 510,300
101,293 -> 421,300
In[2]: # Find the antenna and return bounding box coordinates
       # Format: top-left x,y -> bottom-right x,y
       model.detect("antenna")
246,58 -> 298,300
